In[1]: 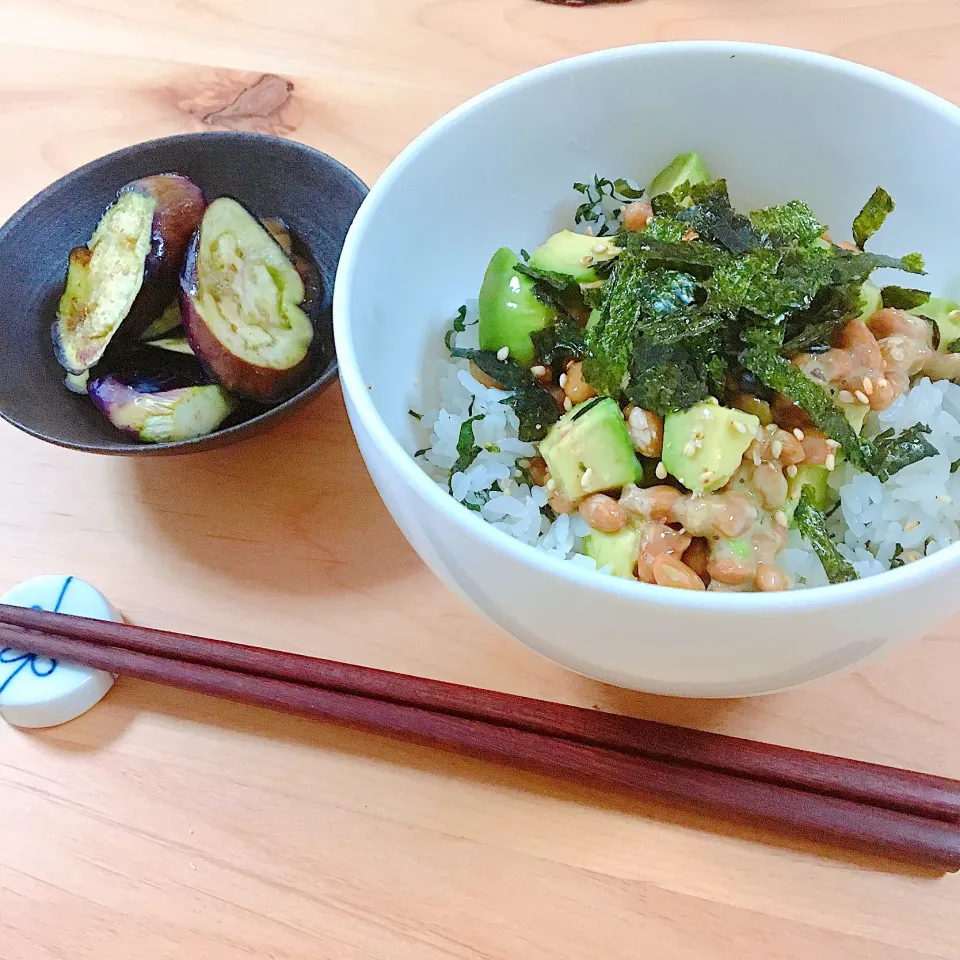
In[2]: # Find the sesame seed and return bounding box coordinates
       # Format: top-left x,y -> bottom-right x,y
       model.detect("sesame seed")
890,347 -> 905,363
862,376 -> 873,395
530,365 -> 547,377
937,493 -> 952,504
655,461 -> 668,480
752,450 -> 762,466
792,428 -> 805,442
546,478 -> 556,491
584,225 -> 593,236
592,242 -> 608,254
579,254 -> 594,267
904,519 -> 921,531
786,464 -> 798,478
877,377 -> 888,388
825,439 -> 840,449
771,439 -> 783,459
563,397 -> 573,412
496,346 -> 509,361
838,390 -> 854,404
701,469 -> 715,483
732,420 -> 748,434
765,424 -> 777,435
558,372 -> 567,388
581,467 -> 594,487
683,440 -> 697,457
825,453 -> 836,472
855,390 -> 870,405
774,510 -> 788,528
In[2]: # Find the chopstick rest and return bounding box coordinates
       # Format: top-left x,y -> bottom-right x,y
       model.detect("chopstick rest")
0,576 -> 117,728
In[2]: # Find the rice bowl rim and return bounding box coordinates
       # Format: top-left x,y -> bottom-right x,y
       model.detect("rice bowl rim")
334,40 -> 960,612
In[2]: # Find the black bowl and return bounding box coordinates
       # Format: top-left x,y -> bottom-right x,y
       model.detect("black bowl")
0,132 -> 367,455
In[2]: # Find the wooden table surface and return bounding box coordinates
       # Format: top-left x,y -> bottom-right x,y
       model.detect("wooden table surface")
1,2 -> 959,957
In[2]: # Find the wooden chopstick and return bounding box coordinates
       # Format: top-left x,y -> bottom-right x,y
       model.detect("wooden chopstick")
2,602 -> 959,823
4,620 -> 960,871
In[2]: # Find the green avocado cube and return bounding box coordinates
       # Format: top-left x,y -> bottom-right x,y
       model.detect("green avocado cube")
584,525 -> 641,579
909,296 -> 960,352
858,279 -> 882,322
539,397 -> 641,501
662,401 -> 759,493
648,152 -> 711,199
529,230 -> 620,284
785,463 -> 833,524
478,247 -> 555,366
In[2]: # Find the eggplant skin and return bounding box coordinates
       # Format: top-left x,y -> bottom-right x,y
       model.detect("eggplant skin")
88,351 -> 235,443
123,174 -> 206,288
180,197 -> 315,404
53,173 -> 206,374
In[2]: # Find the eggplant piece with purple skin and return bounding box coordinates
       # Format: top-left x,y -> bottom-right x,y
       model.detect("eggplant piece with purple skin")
88,350 -> 235,443
180,197 -> 315,403
54,174 -> 206,374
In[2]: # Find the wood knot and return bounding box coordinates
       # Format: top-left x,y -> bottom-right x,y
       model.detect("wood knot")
176,72 -> 300,135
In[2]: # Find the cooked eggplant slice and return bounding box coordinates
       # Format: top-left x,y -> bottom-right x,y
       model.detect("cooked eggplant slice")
146,336 -> 194,356
140,299 -> 183,341
64,370 -> 90,394
54,174 -> 205,374
88,351 -> 235,443
180,197 -> 314,403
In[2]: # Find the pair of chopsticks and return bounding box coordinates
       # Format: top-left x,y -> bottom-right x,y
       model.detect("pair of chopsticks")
2,602 -> 959,872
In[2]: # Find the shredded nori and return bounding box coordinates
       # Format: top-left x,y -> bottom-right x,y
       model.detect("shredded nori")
449,347 -> 559,442
866,424 -> 938,483
880,286 -> 931,310
852,187 -> 894,249
793,486 -> 859,583
449,415 -> 482,489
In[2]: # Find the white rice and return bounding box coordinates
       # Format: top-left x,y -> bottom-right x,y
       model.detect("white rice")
417,306 -> 960,587
417,303 -> 600,569
781,376 -> 960,586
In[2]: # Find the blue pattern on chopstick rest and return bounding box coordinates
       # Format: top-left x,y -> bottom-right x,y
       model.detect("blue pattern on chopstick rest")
0,576 -> 73,695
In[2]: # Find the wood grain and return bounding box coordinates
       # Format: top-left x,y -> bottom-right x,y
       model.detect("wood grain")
1,1 -> 959,957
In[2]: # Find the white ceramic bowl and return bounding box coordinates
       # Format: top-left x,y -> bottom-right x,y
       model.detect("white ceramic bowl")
334,42 -> 960,697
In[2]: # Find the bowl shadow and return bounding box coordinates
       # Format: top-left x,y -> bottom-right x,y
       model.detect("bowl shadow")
127,385 -> 420,596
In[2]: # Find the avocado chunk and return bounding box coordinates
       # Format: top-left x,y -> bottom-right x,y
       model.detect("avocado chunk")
786,464 -> 833,524
909,296 -> 960,351
842,399 -> 869,435
858,279 -> 882,322
529,230 -> 620,284
648,152 -> 711,198
539,397 -> 641,501
584,525 -> 641,579
662,401 -> 759,493
478,247 -> 555,366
